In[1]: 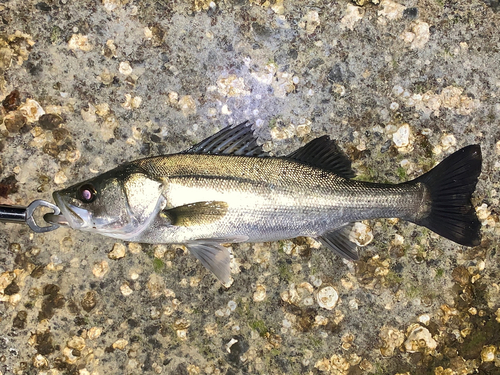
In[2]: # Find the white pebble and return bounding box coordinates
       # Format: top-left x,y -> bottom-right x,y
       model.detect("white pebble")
316,286 -> 339,310
393,124 -> 411,148
108,243 -> 126,260
120,282 -> 133,296
119,61 -> 133,75
54,170 -> 68,185
253,284 -> 267,302
349,222 -> 374,246
92,260 -> 110,278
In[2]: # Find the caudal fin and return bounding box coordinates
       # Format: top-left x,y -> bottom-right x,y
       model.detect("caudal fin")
410,145 -> 482,247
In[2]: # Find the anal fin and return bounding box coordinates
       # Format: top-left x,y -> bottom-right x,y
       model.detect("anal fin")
187,241 -> 232,284
317,224 -> 359,261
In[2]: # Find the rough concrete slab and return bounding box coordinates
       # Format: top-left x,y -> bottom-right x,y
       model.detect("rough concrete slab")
0,0 -> 499,374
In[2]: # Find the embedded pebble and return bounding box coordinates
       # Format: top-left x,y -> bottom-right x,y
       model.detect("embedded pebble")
309,275 -> 322,288
341,4 -> 363,30
108,243 -> 126,260
272,71 -> 296,98
392,124 -> 411,149
348,299 -> 359,310
295,121 -> 311,137
253,243 -> 271,265
440,134 -> 456,150
122,94 -> 142,109
404,324 -> 437,353
67,336 -> 85,351
379,326 -> 405,356
81,104 -> 97,123
221,104 -> 232,115
217,75 -> 249,97
316,285 -> 339,310
480,345 -> 496,362
68,34 -> 93,51
251,63 -> 276,85
281,282 -> 315,306
119,61 -> 133,75
120,282 -> 133,296
147,274 -> 166,298
128,243 -> 142,254
112,339 -> 128,350
349,222 -> 374,246
392,234 -> 404,246
270,124 -> 295,140
378,0 -> 405,21
87,327 -> 102,340
54,170 -> 68,185
103,39 -> 117,58
410,21 -> 430,50
168,91 -> 179,104
39,113 -> 63,130
95,103 -> 110,117
253,284 -> 266,302
174,318 -> 190,341
19,98 -> 45,123
32,354 -> 48,368
418,314 -> 430,325
153,244 -> 168,259
271,0 -> 284,14
3,111 -> 26,133
303,10 -> 320,34
476,203 -> 496,227
178,95 -> 196,116
63,346 -> 78,364
92,260 -> 110,278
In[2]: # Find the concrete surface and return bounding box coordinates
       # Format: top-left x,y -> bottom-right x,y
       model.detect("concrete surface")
0,0 -> 499,374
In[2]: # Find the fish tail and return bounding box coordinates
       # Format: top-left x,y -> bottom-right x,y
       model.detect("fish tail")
409,145 -> 482,246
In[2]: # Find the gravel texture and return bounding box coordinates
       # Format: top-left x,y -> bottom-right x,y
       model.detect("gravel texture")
0,0 -> 499,374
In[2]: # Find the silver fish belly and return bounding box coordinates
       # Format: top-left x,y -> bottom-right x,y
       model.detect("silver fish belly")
52,122 -> 482,283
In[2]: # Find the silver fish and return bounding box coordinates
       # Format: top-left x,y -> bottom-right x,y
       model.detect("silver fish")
50,122 -> 482,283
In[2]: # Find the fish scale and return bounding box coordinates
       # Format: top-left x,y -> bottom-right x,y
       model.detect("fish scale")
133,153 -> 426,242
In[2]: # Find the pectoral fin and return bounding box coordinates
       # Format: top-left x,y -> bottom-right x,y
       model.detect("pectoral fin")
162,201 -> 228,227
317,224 -> 359,261
187,241 -> 232,284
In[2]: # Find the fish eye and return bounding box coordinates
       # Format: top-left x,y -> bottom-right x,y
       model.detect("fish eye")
78,184 -> 97,203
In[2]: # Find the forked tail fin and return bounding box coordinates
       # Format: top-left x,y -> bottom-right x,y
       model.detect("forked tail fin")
409,145 -> 482,246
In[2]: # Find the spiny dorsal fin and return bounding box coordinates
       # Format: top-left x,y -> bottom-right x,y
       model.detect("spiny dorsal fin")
317,223 -> 359,260
287,136 -> 355,179
184,121 -> 268,157
162,201 -> 228,227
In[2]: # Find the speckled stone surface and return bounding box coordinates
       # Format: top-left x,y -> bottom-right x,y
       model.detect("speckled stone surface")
0,0 -> 499,374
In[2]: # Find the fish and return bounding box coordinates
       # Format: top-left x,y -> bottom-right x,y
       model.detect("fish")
49,121 -> 482,283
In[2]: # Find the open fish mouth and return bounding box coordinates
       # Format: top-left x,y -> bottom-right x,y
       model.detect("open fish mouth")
50,193 -> 91,229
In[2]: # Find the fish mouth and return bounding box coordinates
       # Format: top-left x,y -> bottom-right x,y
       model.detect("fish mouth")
52,192 -> 91,230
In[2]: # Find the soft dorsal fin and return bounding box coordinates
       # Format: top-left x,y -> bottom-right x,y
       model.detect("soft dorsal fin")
287,136 -> 355,179
184,121 -> 268,157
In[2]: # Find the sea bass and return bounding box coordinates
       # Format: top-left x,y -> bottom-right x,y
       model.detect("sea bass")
50,122 -> 482,283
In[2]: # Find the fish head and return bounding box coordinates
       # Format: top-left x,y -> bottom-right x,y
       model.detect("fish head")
52,164 -> 164,238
